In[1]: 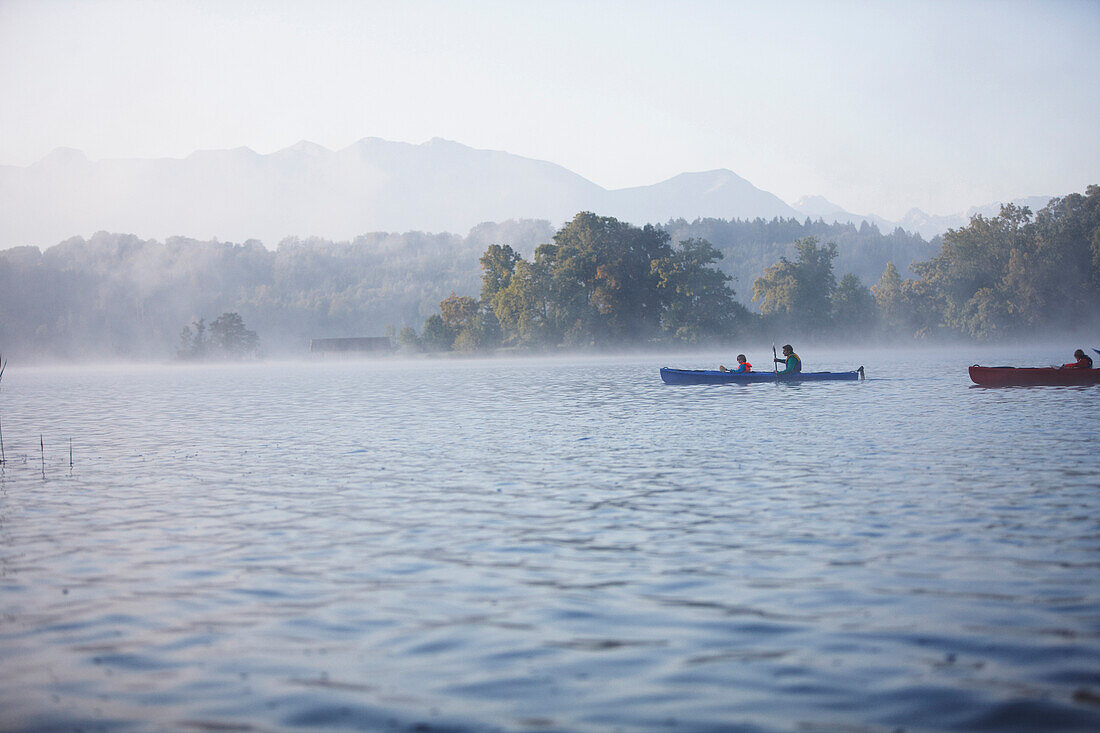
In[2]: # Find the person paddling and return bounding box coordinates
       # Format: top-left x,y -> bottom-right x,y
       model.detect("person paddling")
1061,349 -> 1094,369
774,344 -> 802,374
719,354 -> 752,373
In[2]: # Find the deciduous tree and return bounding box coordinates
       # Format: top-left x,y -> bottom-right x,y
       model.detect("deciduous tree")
651,238 -> 742,342
752,237 -> 838,332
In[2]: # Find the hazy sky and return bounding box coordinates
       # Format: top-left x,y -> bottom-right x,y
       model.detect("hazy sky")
1,0 -> 1097,219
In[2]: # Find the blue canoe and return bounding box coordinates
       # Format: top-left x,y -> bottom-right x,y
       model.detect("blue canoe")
660,366 -> 864,385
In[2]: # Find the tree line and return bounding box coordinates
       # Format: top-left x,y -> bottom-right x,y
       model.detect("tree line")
405,185 -> 1099,351
663,215 -> 936,293
0,215 -> 932,360
400,212 -> 746,351
872,186 -> 1100,338
176,312 -> 260,361
1,187 -> 1094,360
0,220 -> 552,359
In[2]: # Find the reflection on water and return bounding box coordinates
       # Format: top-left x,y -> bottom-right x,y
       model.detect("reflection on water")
1,348 -> 1099,731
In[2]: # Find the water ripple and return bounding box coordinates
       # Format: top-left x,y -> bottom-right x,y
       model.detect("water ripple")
1,350 -> 1098,730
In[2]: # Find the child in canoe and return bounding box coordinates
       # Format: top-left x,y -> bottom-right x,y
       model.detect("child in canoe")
719,355 -> 752,373
1061,349 -> 1094,369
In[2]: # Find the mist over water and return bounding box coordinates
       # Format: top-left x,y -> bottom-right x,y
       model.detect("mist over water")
1,347 -> 1098,731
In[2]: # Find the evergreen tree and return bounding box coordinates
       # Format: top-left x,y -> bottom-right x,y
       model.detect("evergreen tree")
831,273 -> 878,337
207,312 -> 259,358
420,315 -> 451,352
752,237 -> 838,333
651,238 -> 743,342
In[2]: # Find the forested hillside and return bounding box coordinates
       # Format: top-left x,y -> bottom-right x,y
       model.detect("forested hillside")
874,186 -> 1100,339
10,186 -> 1091,362
0,221 -> 552,359
0,215 -> 935,360
412,187 -> 1099,351
664,217 -> 937,296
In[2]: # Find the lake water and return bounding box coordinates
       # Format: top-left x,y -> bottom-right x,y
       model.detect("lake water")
1,347 -> 1098,732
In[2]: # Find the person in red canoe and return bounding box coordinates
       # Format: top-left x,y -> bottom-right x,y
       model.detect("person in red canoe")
1061,349 -> 1094,369
719,354 -> 752,373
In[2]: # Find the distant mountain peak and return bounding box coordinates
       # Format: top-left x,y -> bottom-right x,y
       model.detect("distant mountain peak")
694,169 -> 751,194
672,169 -> 742,182
280,140 -> 331,155
792,195 -> 850,217
3,136 -> 1038,248
422,137 -> 483,154
965,195 -> 1053,218
36,147 -> 89,166
186,145 -> 260,161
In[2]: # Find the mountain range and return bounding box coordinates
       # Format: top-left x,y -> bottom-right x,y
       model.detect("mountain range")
0,137 -> 1051,248
792,194 -> 1056,240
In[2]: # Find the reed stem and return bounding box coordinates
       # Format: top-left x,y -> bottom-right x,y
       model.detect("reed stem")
0,354 -> 5,464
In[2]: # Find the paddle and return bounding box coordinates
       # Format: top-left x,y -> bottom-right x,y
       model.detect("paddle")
772,343 -> 780,384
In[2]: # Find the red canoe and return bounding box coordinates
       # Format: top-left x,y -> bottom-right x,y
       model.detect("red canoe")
969,365 -> 1100,387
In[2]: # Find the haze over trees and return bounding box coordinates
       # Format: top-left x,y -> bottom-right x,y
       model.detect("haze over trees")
0,187 -> 1095,361
409,187 -> 1099,350
663,216 -> 936,294
177,313 -> 260,361
465,213 -> 744,350
0,214 -> 926,360
745,187 -> 1099,341
0,219 -> 552,360
872,185 -> 1100,339
751,237 -> 876,337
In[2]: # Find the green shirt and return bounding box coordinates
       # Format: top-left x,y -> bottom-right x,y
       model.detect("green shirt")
779,353 -> 802,373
